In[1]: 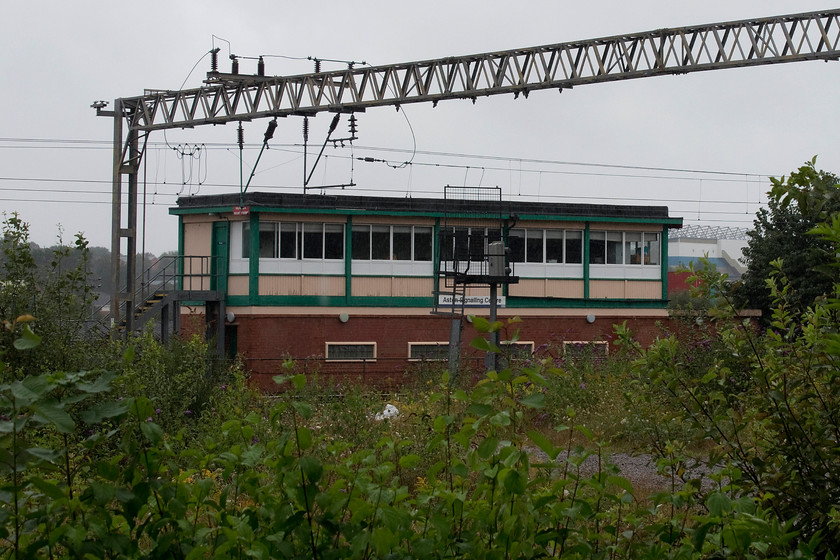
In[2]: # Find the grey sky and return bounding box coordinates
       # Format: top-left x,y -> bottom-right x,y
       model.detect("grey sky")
3,1 -> 839,254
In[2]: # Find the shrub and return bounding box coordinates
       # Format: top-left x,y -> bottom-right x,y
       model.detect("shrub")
621,254 -> 840,555
5,242 -> 840,558
109,328 -> 256,446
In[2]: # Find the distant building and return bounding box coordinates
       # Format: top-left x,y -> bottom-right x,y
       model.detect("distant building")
668,225 -> 749,284
171,192 -> 682,389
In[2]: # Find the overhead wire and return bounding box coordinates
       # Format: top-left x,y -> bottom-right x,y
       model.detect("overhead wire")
0,177 -> 746,201
0,175 -> 770,207
0,137 -> 781,178
0,179 -> 767,222
0,135 -> 778,227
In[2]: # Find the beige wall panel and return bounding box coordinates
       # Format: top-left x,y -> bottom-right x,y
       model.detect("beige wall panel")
259,276 -> 344,297
181,222 -> 214,290
183,222 -> 212,256
228,276 -> 249,296
625,281 -> 662,299
589,280 -> 660,299
353,277 -> 391,297
546,279 -> 585,298
301,276 -> 345,297
444,218 -> 504,228
590,280 -> 625,299
515,220 -> 585,230
355,216 -> 435,226
543,224 -> 585,231
260,275 -> 302,296
259,213 -> 346,224
392,277 -> 433,297
509,279 -> 546,298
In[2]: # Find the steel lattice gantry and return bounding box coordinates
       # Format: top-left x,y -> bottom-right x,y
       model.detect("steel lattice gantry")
103,9 -> 840,329
121,9 -> 840,130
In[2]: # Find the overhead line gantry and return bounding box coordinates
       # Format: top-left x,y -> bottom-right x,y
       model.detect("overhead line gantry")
97,9 -> 840,332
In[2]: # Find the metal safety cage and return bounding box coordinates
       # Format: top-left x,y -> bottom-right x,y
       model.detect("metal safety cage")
432,186 -> 518,317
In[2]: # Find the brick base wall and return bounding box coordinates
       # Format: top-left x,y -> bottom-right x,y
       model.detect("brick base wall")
182,310 -> 670,391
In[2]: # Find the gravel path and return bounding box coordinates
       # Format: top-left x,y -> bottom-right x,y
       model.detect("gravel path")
525,448 -> 717,495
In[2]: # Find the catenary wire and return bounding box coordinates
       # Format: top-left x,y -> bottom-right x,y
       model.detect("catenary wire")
0,137 -> 782,179
0,176 -> 765,206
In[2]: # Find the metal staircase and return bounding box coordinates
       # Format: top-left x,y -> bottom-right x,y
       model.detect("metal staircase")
86,255 -> 227,355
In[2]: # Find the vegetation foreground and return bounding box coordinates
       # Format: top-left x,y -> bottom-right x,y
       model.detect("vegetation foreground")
3,164 -> 840,558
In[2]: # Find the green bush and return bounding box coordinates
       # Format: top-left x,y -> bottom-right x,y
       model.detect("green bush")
621,253 -> 840,555
7,214 -> 840,558
109,328 -> 256,446
0,214 -> 98,379
2,308 -> 834,559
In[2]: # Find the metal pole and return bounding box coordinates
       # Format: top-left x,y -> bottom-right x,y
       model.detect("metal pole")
448,317 -> 462,381
238,123 -> 244,206
109,101 -> 123,328
485,283 -> 499,371
302,116 -> 308,194
243,141 -> 269,193
124,130 -> 139,334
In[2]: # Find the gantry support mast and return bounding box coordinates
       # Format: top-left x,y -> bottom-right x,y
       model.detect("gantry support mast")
100,9 -> 840,329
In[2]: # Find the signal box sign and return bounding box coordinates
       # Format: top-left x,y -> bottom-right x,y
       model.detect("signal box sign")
438,294 -> 505,307
233,206 -> 250,216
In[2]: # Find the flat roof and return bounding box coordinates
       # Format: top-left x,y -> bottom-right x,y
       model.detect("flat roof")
172,192 -> 682,225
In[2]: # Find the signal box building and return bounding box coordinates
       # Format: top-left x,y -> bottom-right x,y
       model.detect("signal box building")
171,192 -> 682,390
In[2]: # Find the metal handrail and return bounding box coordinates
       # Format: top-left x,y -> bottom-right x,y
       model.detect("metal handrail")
137,255 -> 221,303
86,255 -> 222,333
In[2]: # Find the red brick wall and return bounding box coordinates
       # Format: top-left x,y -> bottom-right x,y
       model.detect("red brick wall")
182,311 -> 670,391
668,270 -> 700,294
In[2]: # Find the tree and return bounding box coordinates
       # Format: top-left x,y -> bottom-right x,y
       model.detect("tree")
736,158 -> 840,318
0,213 -> 97,377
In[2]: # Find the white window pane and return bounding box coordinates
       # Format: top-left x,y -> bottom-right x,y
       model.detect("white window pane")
372,226 -> 390,260
565,230 -> 582,264
279,223 -> 297,259
413,227 -> 432,261
625,232 -> 642,265
393,226 -> 412,260
606,232 -> 622,264
352,225 -> 370,260
324,224 -> 344,260
259,223 -> 278,258
303,223 -> 323,259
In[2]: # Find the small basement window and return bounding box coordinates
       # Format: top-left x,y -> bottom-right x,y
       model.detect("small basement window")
408,342 -> 450,361
501,341 -> 534,358
325,342 -> 376,362
562,341 -> 609,359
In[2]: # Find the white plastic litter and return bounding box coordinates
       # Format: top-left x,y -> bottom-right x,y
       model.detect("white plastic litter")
373,404 -> 399,421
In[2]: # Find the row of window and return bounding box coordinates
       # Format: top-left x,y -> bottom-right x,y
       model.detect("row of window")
240,222 -> 661,266
439,227 -> 661,266
325,340 -> 608,361
508,229 -> 660,266
508,229 -> 582,264
351,225 -> 433,261
241,222 -> 435,262
588,231 -> 661,266
242,222 -> 344,260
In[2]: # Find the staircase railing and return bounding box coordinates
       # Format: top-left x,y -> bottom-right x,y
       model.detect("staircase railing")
137,255 -> 221,304
86,255 -> 222,334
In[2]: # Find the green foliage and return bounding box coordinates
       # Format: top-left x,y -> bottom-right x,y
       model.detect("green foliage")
0,325 -> 129,559
0,213 -> 98,378
5,220 -> 840,558
623,249 -> 840,555
737,158 -> 840,319
110,328 -> 256,445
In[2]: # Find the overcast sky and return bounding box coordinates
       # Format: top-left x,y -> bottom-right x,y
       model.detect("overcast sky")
3,1 -> 840,255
